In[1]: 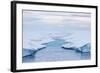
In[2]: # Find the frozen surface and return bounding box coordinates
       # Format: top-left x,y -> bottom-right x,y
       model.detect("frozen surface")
62,31 -> 90,47
61,31 -> 91,52
23,41 -> 46,50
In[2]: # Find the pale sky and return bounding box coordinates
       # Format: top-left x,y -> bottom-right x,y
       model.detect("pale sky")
23,10 -> 91,34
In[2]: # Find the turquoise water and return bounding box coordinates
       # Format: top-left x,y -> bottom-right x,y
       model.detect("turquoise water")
22,39 -> 90,63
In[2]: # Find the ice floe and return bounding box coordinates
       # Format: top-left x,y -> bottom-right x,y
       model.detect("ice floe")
23,39 -> 46,50
61,31 -> 91,52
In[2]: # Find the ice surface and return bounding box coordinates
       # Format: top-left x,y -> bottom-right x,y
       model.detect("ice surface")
61,31 -> 91,52
23,39 -> 46,50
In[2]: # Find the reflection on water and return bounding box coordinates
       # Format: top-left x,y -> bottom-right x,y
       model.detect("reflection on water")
22,39 -> 91,63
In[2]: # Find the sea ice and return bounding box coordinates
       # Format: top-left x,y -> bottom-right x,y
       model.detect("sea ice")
23,39 -> 46,50
61,31 -> 91,52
